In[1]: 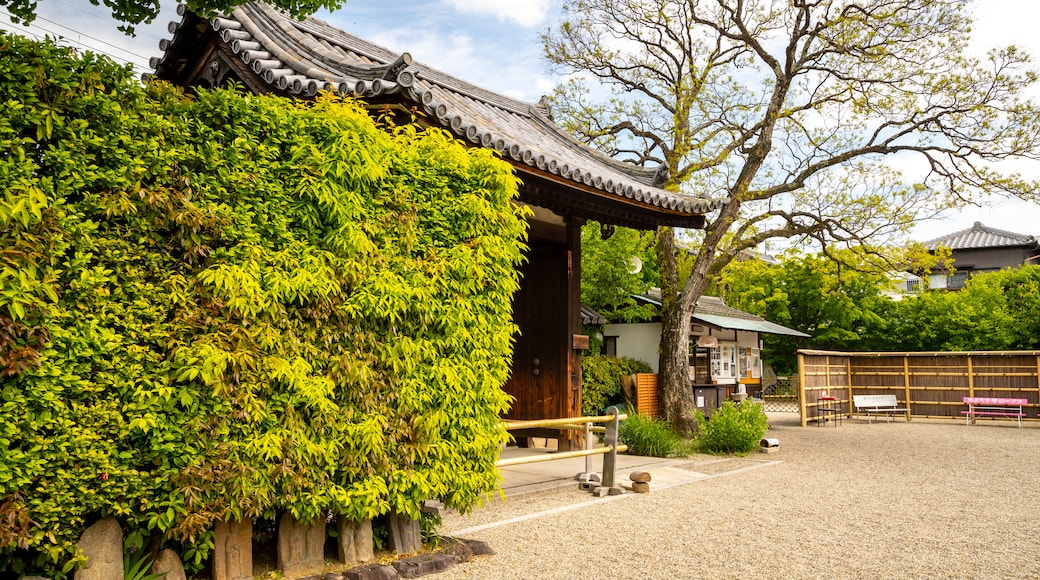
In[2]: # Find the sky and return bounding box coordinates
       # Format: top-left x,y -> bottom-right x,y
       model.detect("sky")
3,0 -> 1040,243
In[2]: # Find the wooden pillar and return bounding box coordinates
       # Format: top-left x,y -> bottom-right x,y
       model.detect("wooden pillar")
798,352 -> 808,427
1035,355 -> 1040,417
845,356 -> 853,419
967,355 -> 975,398
903,355 -> 912,421
560,219 -> 584,451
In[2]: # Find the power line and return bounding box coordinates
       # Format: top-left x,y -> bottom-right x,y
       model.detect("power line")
0,13 -> 153,76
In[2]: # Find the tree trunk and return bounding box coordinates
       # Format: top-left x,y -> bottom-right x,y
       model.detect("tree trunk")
659,289 -> 695,433
656,226 -> 695,434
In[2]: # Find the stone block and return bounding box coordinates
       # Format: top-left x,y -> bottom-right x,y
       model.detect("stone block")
337,517 -> 374,565
343,563 -> 400,580
387,512 -> 421,555
460,539 -> 495,557
151,548 -> 187,580
213,519 -> 252,580
631,481 -> 651,494
392,553 -> 454,578
438,538 -> 473,563
277,513 -> 326,578
629,471 -> 652,483
74,517 -> 123,580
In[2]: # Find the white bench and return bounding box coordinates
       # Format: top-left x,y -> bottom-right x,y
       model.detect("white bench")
962,397 -> 1027,427
853,394 -> 909,423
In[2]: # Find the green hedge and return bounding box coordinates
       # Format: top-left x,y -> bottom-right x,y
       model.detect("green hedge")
581,356 -> 651,415
0,33 -> 528,576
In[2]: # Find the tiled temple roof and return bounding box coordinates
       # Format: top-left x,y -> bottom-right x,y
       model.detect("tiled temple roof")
923,221 -> 1037,251
149,3 -> 721,224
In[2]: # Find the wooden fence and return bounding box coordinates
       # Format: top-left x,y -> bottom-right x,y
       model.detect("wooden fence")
797,349 -> 1040,426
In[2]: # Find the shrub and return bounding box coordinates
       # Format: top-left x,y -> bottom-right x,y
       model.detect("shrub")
695,401 -> 769,455
0,33 -> 526,577
581,356 -> 651,415
618,412 -> 694,458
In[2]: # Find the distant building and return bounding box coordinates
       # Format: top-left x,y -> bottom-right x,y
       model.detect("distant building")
918,222 -> 1040,290
600,290 -> 808,399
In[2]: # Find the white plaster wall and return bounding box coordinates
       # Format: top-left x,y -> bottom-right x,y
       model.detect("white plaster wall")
737,331 -> 760,348
602,322 -> 662,372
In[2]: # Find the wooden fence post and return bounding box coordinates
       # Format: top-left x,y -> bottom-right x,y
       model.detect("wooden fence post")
967,356 -> 975,398
798,352 -> 807,427
845,356 -> 853,419
903,355 -> 913,421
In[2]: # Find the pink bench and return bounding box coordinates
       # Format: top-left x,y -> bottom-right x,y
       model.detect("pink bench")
962,397 -> 1027,427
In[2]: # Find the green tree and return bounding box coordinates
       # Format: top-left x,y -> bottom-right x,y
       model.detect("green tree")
2,0 -> 339,33
888,265 -> 1040,352
543,0 -> 1040,432
718,250 -> 897,372
580,222 -> 657,322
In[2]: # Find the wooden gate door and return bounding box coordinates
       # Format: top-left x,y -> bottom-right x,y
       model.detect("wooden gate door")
504,244 -> 573,435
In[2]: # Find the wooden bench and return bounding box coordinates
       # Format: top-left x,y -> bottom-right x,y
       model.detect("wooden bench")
853,394 -> 909,423
962,397 -> 1027,427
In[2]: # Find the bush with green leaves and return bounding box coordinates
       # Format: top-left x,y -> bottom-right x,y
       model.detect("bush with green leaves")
581,355 -> 651,415
695,401 -> 769,455
0,32 -> 527,577
618,412 -> 694,458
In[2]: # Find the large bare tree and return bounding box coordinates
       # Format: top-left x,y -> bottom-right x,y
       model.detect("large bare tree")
543,0 -> 1040,432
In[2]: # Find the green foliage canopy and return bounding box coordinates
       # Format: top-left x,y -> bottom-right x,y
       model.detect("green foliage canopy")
579,221 -> 657,323
888,266 -> 1040,352
717,250 -> 897,372
0,32 -> 527,576
1,0 -> 341,34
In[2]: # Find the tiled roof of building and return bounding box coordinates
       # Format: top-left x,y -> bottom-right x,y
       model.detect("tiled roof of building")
581,305 -> 607,326
635,290 -> 809,337
923,221 -> 1037,251
149,3 -> 721,221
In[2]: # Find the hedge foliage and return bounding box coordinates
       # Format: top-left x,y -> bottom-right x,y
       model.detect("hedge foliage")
0,33 -> 528,576
580,355 -> 651,415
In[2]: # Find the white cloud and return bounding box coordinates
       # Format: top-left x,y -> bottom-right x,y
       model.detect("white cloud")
442,0 -> 552,28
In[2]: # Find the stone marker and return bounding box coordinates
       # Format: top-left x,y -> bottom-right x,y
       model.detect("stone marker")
277,513 -> 326,578
151,548 -> 187,580
629,471 -> 652,483
212,519 -> 252,580
337,516 -> 374,565
387,511 -> 421,555
74,517 -> 123,580
631,481 -> 651,493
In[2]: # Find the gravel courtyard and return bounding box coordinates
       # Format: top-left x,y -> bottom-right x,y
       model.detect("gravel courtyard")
437,413 -> 1040,579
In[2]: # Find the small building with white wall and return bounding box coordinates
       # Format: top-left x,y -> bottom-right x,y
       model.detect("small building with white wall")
601,291 -> 808,400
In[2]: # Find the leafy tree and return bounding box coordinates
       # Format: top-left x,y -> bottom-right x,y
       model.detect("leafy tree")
888,265 -> 1040,352
2,0 -> 340,34
717,250 -> 898,372
543,0 -> 1040,432
580,221 -> 658,322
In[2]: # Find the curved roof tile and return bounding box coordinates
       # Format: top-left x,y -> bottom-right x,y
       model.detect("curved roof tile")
150,2 -> 721,220
924,221 -> 1038,251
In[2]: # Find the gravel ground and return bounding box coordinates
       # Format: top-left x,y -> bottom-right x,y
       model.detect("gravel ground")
436,413 -> 1040,579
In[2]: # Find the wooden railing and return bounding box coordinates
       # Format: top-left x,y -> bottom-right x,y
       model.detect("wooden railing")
499,408 -> 627,493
